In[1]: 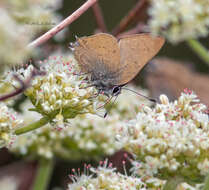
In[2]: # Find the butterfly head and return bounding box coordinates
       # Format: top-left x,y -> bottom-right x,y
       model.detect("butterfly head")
91,77 -> 122,97
101,85 -> 122,97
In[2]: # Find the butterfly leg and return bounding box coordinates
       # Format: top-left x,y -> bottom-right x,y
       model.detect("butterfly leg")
88,90 -> 102,100
96,96 -> 113,110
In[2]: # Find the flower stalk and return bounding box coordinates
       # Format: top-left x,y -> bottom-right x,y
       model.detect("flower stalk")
32,158 -> 54,190
187,39 -> 209,66
15,116 -> 50,135
203,173 -> 209,190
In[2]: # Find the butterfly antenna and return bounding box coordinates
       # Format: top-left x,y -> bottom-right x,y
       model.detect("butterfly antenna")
104,95 -> 119,118
122,87 -> 156,103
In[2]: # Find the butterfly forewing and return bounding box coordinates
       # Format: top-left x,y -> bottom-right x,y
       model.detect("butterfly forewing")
74,45 -> 99,72
74,33 -> 120,73
117,34 -> 165,85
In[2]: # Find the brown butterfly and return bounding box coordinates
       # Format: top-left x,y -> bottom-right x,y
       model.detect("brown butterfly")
70,33 -> 164,101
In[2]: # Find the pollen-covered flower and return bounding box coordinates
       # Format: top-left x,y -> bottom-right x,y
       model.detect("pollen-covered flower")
148,0 -> 209,43
0,102 -> 23,148
118,91 -> 209,182
11,86 -> 150,160
68,160 -> 147,190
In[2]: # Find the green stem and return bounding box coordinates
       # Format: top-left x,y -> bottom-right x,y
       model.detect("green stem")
187,39 -> 209,66
163,177 -> 183,190
15,116 -> 50,135
33,159 -> 54,190
202,173 -> 209,190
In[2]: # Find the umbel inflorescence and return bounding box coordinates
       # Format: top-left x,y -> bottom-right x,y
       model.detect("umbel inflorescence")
148,0 -> 209,43
4,54 -> 104,122
117,90 -> 209,182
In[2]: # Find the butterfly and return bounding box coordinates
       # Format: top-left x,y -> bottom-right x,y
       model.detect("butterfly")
70,33 -> 164,97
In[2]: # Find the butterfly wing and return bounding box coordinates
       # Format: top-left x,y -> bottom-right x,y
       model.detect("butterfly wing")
73,33 -> 120,74
117,34 -> 165,85
73,43 -> 99,73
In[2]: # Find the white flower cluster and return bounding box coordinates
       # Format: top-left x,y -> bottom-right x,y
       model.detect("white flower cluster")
4,54 -> 103,121
68,160 -> 147,190
0,102 -> 23,148
11,85 -> 150,160
118,90 -> 209,181
148,0 -> 209,43
131,161 -> 204,190
0,9 -> 30,70
67,160 -> 203,190
0,0 -> 62,69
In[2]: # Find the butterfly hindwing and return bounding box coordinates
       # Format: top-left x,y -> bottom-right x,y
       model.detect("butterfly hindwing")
117,34 -> 165,85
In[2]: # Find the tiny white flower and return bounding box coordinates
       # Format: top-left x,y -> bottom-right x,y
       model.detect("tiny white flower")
160,94 -> 169,105
119,91 -> 209,180
68,160 -> 147,190
0,102 -> 23,148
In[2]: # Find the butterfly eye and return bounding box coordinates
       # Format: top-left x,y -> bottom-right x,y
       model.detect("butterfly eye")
112,86 -> 121,96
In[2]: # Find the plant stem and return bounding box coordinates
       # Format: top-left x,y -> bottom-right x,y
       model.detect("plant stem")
202,173 -> 209,190
163,177 -> 183,190
28,0 -> 98,48
32,159 -> 54,190
92,2 -> 107,32
0,68 -> 45,102
15,116 -> 50,135
187,39 -> 209,66
112,0 -> 147,36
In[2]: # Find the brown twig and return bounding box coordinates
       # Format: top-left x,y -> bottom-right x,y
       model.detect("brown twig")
28,0 -> 98,48
116,22 -> 147,39
0,69 -> 45,101
92,2 -> 107,32
112,0 -> 147,36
